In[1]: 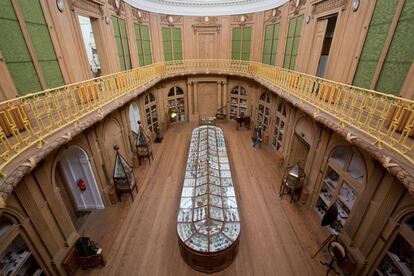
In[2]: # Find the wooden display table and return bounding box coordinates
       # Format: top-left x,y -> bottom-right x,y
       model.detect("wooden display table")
177,126 -> 241,273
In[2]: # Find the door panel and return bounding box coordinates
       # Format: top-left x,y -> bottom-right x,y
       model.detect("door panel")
197,83 -> 218,117
308,19 -> 328,75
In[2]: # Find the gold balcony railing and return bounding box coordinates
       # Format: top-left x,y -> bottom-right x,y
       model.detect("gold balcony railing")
0,60 -> 413,178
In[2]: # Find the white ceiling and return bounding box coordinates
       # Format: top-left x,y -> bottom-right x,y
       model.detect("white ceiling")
125,0 -> 289,16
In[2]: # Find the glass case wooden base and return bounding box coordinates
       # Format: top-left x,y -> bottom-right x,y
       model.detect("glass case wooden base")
178,237 -> 239,273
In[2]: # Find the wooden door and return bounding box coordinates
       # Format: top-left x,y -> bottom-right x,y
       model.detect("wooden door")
307,19 -> 328,75
198,33 -> 216,59
198,83 -> 218,117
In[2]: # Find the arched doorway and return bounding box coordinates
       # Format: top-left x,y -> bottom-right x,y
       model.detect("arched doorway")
129,102 -> 141,134
54,146 -> 104,228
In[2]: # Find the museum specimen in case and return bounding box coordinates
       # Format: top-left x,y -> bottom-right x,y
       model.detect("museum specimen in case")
177,126 -> 240,273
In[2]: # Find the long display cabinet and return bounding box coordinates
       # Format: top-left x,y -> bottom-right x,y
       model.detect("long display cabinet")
177,126 -> 240,273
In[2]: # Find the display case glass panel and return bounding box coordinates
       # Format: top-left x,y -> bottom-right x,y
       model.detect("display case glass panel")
177,126 -> 241,253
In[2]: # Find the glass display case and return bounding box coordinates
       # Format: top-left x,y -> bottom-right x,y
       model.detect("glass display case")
0,235 -> 43,276
177,126 -> 240,273
229,86 -> 248,120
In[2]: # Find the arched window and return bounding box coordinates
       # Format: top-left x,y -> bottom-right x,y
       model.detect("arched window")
257,91 -> 271,131
272,98 -> 288,152
315,146 -> 366,226
129,102 -> 141,134
144,92 -> 158,132
229,86 -> 248,120
375,215 -> 414,275
167,86 -> 185,122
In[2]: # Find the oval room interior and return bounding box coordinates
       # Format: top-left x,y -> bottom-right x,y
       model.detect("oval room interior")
0,0 -> 414,275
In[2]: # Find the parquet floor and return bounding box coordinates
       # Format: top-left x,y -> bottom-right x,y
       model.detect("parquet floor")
78,122 -> 329,276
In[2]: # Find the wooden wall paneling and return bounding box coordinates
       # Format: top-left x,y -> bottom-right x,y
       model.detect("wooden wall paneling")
0,52 -> 19,100
250,12 -> 265,62
356,175 -> 404,256
70,4 -> 103,79
305,126 -> 330,204
84,127 -> 112,202
369,0 -> 405,90
40,0 -> 89,83
149,13 -> 162,63
306,19 -> 327,75
219,16 -> 232,59
72,0 -> 117,75
400,63 -> 414,99
14,176 -> 62,260
125,4 -> 139,68
32,157 -> 78,246
276,4 -> 290,67
183,16 -> 195,59
10,0 -> 47,89
344,164 -> 385,243
343,0 -> 377,84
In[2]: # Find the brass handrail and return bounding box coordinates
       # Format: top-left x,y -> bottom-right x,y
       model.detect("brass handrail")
0,59 -> 413,178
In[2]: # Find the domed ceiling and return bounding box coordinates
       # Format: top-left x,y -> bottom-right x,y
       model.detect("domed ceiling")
125,0 -> 288,16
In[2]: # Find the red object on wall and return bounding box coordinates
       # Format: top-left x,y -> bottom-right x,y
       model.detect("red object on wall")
77,179 -> 87,191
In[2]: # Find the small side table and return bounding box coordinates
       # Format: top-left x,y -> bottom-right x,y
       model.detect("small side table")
279,163 -> 305,203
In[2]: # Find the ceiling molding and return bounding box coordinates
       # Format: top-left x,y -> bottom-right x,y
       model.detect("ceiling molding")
125,0 -> 288,16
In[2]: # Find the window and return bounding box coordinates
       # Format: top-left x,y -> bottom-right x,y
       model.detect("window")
144,92 -> 158,132
0,0 -> 64,95
375,216 -> 414,275
283,15 -> 304,70
229,86 -> 248,120
0,235 -> 43,275
272,99 -> 287,152
315,146 -> 365,226
78,15 -> 102,78
231,26 -> 252,60
162,27 -> 182,62
112,16 -> 131,70
257,92 -> 271,132
353,0 -> 414,95
167,86 -> 185,122
134,24 -> 152,66
262,23 -> 280,65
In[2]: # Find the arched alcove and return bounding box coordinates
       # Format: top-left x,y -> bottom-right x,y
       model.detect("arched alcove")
54,146 -> 104,228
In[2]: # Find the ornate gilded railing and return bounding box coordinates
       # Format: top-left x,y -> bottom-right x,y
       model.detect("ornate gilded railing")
0,59 -> 413,178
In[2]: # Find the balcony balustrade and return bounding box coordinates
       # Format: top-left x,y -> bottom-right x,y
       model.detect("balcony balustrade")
0,59 -> 413,201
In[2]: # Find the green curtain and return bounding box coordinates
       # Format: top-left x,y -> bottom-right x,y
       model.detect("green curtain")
0,0 -> 64,95
353,0 -> 398,90
376,0 -> 414,95
232,26 -> 251,60
135,24 -> 152,66
262,23 -> 280,65
113,16 -> 131,70
283,16 -> 303,70
140,25 -> 152,65
162,27 -> 182,61
231,27 -> 241,60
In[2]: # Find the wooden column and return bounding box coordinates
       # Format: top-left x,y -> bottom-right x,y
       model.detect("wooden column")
217,81 -> 222,111
194,82 -> 198,115
223,81 -> 228,118
187,81 -> 193,115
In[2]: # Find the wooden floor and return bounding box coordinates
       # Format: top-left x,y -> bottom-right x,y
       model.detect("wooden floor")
78,122 -> 331,276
